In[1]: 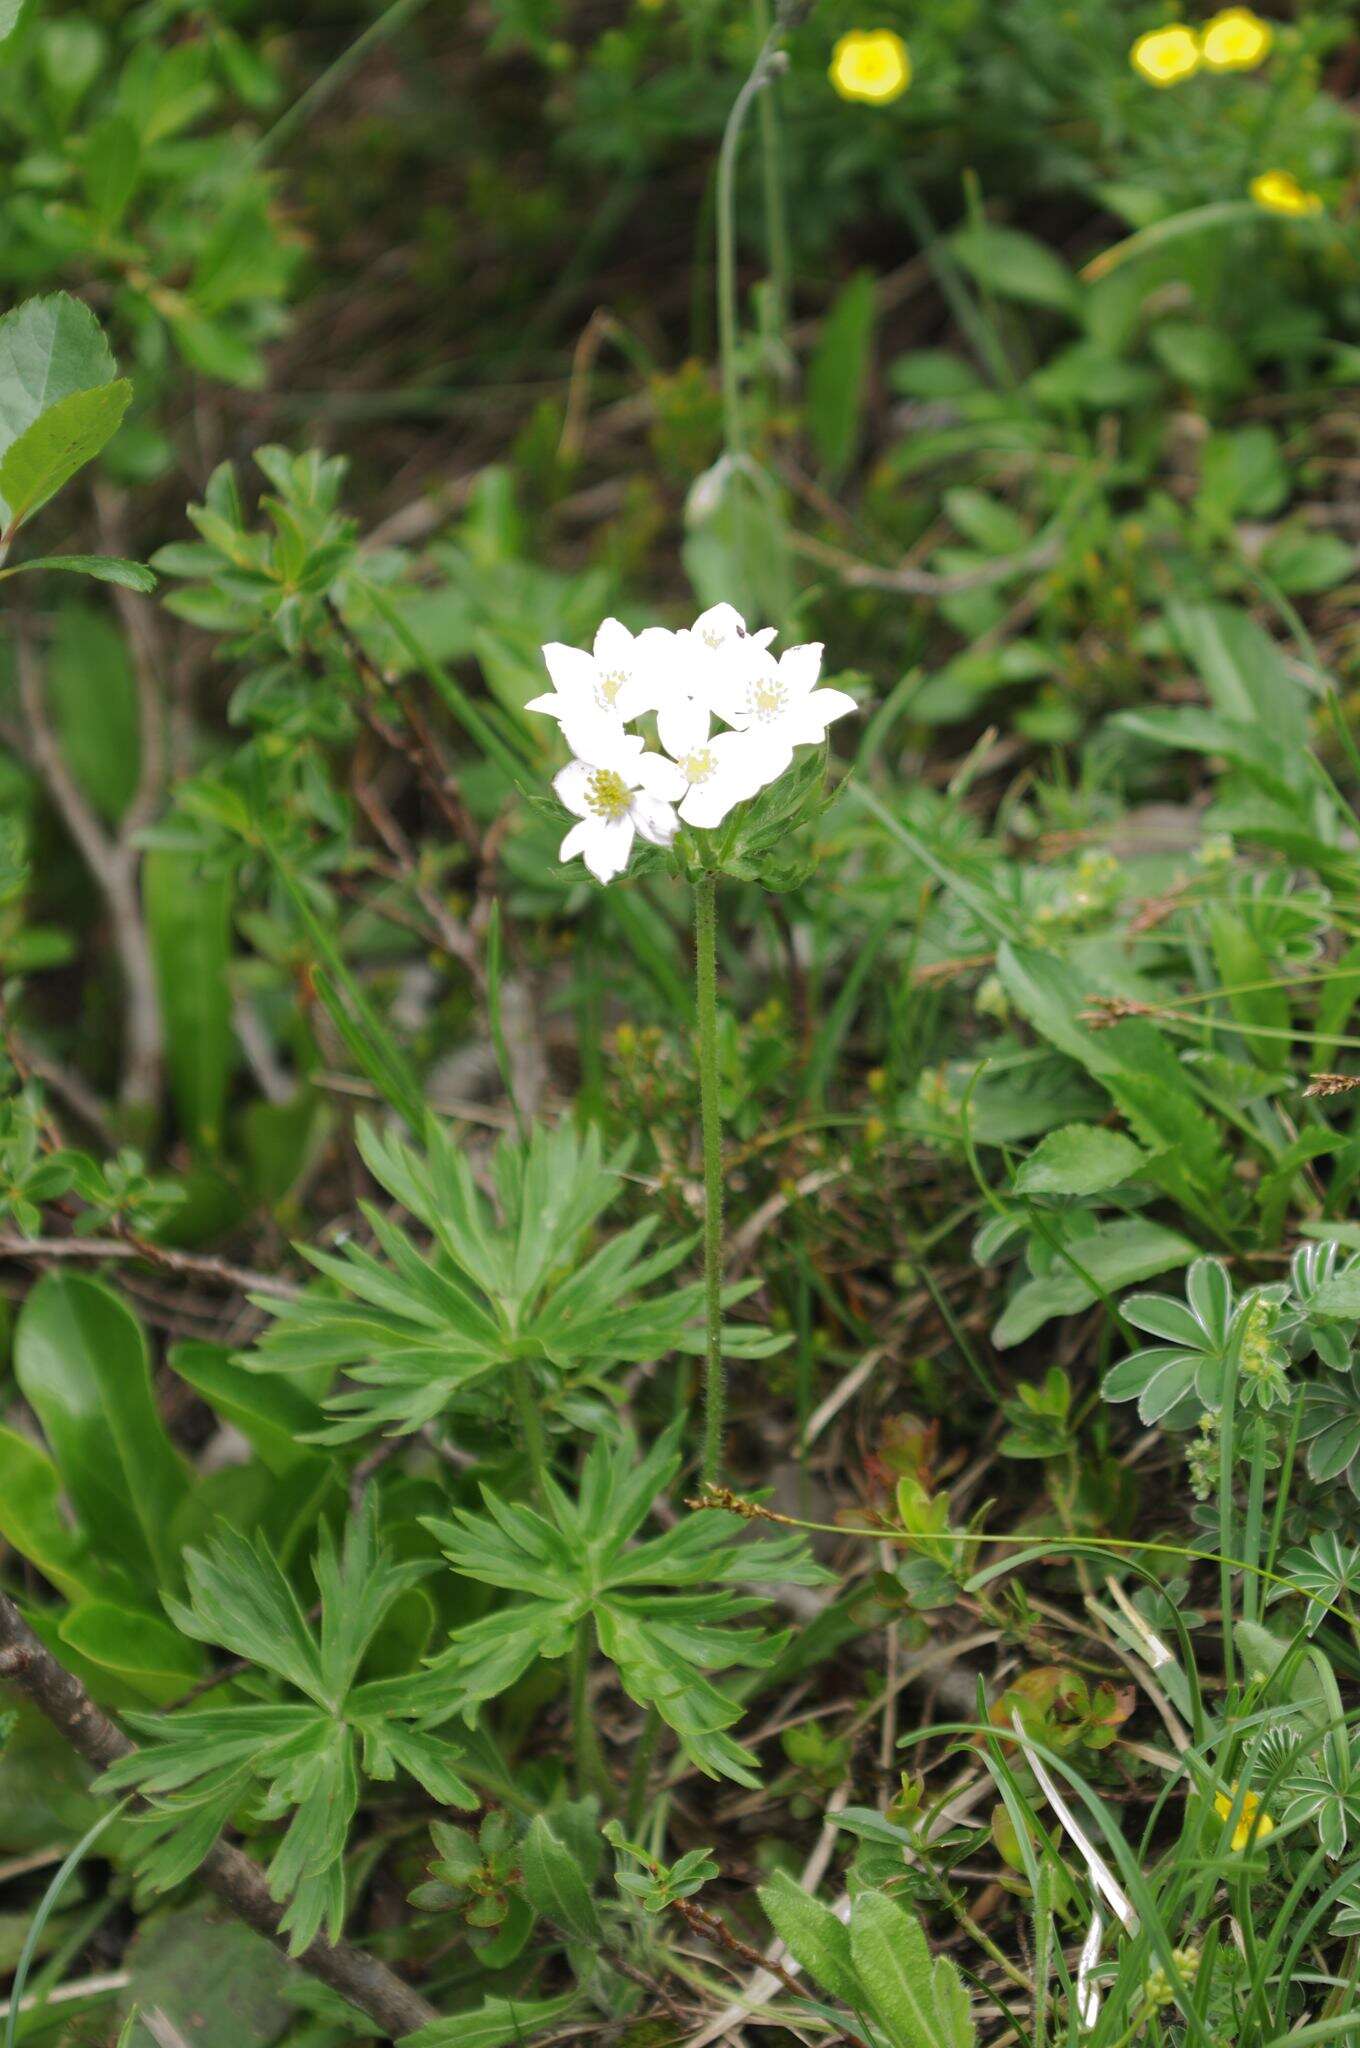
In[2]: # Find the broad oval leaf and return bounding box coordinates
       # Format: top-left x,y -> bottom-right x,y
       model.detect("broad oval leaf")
58,1599 -> 202,1704
0,291 -> 116,471
0,378 -> 132,530
1013,1124 -> 1149,1198
0,1422 -> 97,1603
14,1272 -> 189,1589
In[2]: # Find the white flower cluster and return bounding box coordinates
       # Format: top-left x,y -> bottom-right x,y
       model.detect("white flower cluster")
529,603 -> 855,882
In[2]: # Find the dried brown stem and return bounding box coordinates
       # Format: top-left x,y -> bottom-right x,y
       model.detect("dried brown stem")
0,1230 -> 300,1300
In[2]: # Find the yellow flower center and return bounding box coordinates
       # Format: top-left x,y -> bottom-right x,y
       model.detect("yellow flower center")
829,29 -> 912,106
1250,169 -> 1323,217
751,678 -> 786,719
586,769 -> 631,821
1130,24 -> 1201,85
596,669 -> 626,707
683,747 -> 716,784
1201,7 -> 1272,68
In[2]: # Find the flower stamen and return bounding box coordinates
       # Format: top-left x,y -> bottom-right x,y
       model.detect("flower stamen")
586,769 -> 632,820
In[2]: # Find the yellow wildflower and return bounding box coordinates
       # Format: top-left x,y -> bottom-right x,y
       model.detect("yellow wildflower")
1130,24 -> 1201,85
1200,6 -> 1273,69
829,29 -> 912,105
1213,1783 -> 1274,1852
1250,168 -> 1324,216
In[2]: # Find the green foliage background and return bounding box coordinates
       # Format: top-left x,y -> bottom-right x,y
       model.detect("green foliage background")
2,0 -> 1360,2043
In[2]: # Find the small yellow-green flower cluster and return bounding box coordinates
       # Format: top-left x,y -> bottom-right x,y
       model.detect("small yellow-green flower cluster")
829,28 -> 911,104
1187,1411 -> 1218,1501
1129,8 -> 1271,86
1142,1946 -> 1202,2012
1238,1293 -> 1292,1409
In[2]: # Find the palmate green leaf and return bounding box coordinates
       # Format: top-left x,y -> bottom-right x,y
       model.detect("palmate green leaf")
246,1112 -> 775,1440
424,1424 -> 830,1785
102,1509 -> 474,1954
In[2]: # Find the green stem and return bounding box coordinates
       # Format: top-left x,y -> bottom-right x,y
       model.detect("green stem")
695,868 -> 726,1488
512,1355 -> 550,1506
623,1704 -> 662,1835
750,0 -> 789,352
715,17 -> 787,455
571,1620 -> 611,1803
1219,1327 -> 1243,1696
1241,1412 -> 1269,1626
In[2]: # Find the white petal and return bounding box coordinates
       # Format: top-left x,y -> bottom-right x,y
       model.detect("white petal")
561,717 -> 642,772
740,733 -> 795,789
559,818 -> 595,863
690,601 -> 748,647
540,642 -> 598,705
633,624 -> 683,670
553,761 -> 596,817
657,692 -> 709,760
634,752 -> 687,802
709,729 -> 764,792
525,689 -> 566,719
679,765 -> 751,829
777,642 -> 824,698
783,687 -> 857,745
592,616 -> 635,668
631,794 -> 678,847
582,816 -> 635,882
617,626 -> 678,718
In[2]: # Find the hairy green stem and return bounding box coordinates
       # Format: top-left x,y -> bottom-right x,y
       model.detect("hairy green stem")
512,1355 -> 551,1506
623,1705 -> 662,1835
695,868 -> 726,1487
571,1621 -> 611,1803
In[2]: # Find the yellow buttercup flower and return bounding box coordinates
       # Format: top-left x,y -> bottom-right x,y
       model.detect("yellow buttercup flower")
1201,6 -> 1273,69
1250,168 -> 1324,216
829,29 -> 912,105
1130,23 -> 1201,86
1214,1783 -> 1274,1852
